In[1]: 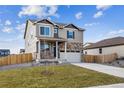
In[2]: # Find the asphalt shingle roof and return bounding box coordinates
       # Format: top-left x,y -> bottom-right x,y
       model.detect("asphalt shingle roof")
84,37 -> 124,49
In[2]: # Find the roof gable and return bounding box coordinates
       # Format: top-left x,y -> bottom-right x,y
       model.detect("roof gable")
64,24 -> 79,30
36,19 -> 55,25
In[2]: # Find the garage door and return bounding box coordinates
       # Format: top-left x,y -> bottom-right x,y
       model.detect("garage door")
60,52 -> 81,63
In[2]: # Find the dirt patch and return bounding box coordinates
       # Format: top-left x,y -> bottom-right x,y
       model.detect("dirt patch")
41,70 -> 55,76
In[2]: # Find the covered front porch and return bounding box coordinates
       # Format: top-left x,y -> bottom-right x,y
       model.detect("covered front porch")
36,37 -> 67,61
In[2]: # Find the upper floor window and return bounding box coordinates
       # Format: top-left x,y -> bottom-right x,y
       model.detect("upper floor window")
54,28 -> 58,33
40,27 -> 50,36
67,31 -> 75,39
54,28 -> 58,38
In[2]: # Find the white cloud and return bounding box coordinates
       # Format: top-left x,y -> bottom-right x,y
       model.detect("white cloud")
93,11 -> 103,18
3,34 -> 23,42
47,17 -> 51,20
0,22 -> 25,53
2,27 -> 13,33
96,5 -> 112,11
2,23 -> 25,33
93,5 -> 112,19
47,5 -> 59,17
75,12 -> 82,19
84,22 -> 99,27
5,20 -> 11,25
15,23 -> 25,32
0,33 -> 24,54
107,29 -> 124,36
18,6 -> 44,17
18,5 -> 59,18
98,29 -> 124,40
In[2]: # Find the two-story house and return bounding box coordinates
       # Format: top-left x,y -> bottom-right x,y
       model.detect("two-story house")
24,19 -> 85,63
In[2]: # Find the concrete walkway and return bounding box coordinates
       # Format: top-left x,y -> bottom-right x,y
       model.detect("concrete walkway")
0,62 -> 35,71
0,62 -> 46,71
72,63 -> 124,78
90,83 -> 124,88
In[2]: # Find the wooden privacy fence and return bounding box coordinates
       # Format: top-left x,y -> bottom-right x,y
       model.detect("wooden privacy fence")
82,53 -> 118,63
0,53 -> 32,66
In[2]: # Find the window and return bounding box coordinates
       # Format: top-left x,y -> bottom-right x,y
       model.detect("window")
54,28 -> 58,33
4,52 -> 7,55
54,28 -> 58,38
40,27 -> 50,36
40,42 -> 49,50
85,51 -> 87,54
67,31 -> 74,39
99,48 -> 102,54
1,52 -> 4,55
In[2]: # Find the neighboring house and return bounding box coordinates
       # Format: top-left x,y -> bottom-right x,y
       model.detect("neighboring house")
24,19 -> 85,62
83,37 -> 124,58
83,42 -> 94,47
20,49 -> 25,54
0,49 -> 10,57
83,42 -> 94,54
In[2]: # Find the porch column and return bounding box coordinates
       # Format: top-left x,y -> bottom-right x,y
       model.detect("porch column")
38,41 -> 41,59
56,41 -> 58,59
64,42 -> 67,60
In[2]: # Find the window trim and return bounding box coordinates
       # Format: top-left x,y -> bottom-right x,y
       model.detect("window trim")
67,31 -> 74,40
39,26 -> 51,37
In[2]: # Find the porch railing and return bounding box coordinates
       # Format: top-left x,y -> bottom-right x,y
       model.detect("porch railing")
40,50 -> 54,59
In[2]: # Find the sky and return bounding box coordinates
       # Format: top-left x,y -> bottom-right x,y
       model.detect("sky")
0,5 -> 124,54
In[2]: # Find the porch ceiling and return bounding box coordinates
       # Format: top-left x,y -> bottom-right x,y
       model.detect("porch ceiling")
38,37 -> 67,42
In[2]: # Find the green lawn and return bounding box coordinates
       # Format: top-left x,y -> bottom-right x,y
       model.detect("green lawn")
0,64 -> 124,88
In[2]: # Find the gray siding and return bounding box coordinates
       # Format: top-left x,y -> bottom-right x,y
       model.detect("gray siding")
25,21 -> 37,59
84,45 -> 124,58
36,23 -> 54,38
59,28 -> 83,43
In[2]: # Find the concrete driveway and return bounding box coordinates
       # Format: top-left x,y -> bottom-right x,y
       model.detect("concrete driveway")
72,63 -> 124,78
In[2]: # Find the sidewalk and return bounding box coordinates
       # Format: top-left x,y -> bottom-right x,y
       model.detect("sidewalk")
90,83 -> 124,88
